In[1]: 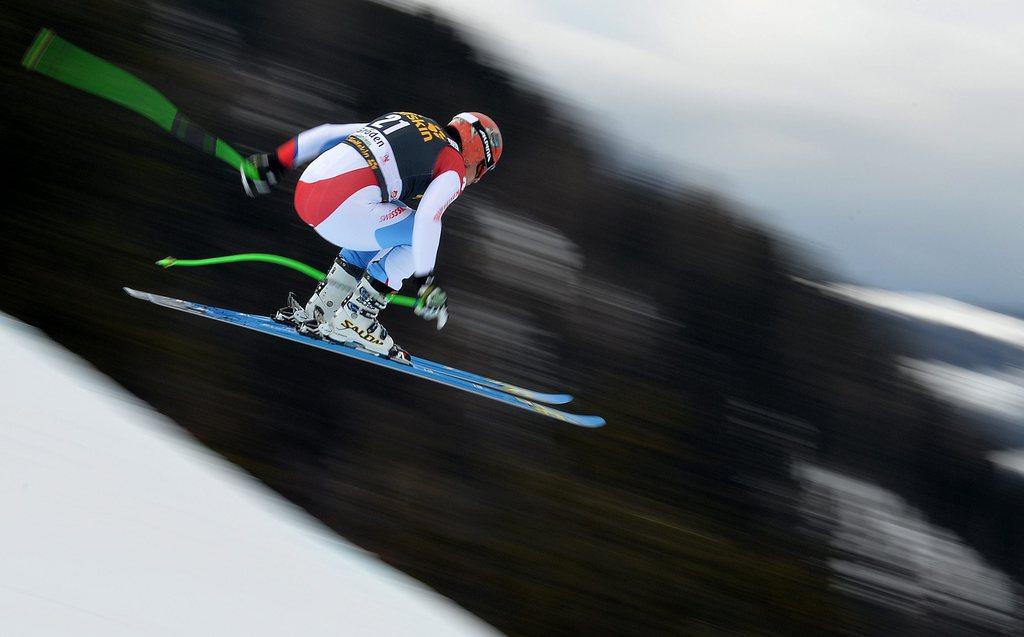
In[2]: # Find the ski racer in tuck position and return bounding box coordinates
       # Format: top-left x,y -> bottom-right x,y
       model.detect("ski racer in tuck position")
241,111 -> 502,364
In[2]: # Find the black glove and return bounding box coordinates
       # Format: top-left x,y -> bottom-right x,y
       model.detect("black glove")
412,275 -> 448,330
241,152 -> 285,197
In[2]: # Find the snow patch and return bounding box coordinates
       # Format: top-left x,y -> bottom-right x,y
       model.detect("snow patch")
0,313 -> 499,636
990,449 -> 1024,477
797,280 -> 1024,350
900,358 -> 1024,421
797,463 -> 1023,631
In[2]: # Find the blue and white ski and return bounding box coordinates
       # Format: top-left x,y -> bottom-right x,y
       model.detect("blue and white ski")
403,356 -> 572,405
123,288 -> 604,427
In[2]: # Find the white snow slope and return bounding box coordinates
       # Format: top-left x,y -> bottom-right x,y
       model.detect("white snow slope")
797,280 -> 1024,350
0,314 -> 500,637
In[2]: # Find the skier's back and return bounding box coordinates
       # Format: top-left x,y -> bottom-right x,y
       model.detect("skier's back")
242,111 -> 502,362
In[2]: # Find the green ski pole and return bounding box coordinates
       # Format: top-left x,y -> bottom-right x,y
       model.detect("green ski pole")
22,27 -> 258,180
157,253 -> 418,308
21,29 -> 420,311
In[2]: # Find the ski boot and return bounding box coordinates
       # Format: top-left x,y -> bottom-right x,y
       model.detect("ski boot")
319,274 -> 410,363
274,256 -> 362,335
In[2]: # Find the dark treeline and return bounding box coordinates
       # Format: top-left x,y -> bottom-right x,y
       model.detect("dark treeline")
2,1 -> 1021,634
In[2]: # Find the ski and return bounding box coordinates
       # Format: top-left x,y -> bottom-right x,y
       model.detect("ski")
123,288 -> 604,427
407,356 -> 572,405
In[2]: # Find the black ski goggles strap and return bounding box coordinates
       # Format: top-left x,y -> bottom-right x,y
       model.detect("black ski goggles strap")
472,120 -> 496,172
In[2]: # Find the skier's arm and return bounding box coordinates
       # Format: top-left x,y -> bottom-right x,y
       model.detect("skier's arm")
410,158 -> 465,276
274,123 -> 366,170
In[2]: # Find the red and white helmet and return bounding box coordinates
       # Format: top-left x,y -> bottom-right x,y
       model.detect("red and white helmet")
446,112 -> 502,184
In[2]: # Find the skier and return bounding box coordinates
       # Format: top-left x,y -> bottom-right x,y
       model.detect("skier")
241,111 -> 502,363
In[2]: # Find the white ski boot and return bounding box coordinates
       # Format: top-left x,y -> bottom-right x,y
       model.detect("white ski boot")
273,256 -> 361,333
320,274 -> 410,363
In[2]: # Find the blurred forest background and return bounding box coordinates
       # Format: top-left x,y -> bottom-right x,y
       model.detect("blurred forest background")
2,1 -> 1022,634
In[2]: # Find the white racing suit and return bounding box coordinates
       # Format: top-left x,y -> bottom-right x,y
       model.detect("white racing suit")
274,112 -> 467,290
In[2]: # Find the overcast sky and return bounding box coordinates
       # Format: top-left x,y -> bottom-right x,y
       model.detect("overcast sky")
402,0 -> 1023,308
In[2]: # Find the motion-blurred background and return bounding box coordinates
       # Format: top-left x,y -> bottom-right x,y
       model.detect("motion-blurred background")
2,1 -> 1023,634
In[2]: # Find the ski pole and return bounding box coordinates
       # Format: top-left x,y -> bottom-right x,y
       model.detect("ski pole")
156,254 -> 418,308
22,28 -> 258,180
20,30 -> 419,312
